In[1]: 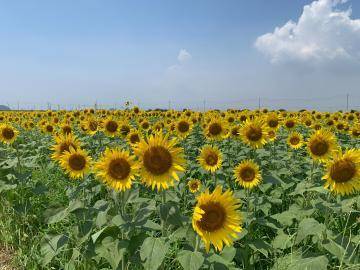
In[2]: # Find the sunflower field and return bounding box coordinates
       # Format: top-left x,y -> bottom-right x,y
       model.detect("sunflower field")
0,108 -> 359,270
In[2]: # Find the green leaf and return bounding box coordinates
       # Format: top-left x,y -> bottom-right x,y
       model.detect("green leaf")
95,237 -> 128,270
140,237 -> 169,270
177,250 -> 204,270
248,239 -> 272,257
295,218 -> 325,244
40,234 -> 69,266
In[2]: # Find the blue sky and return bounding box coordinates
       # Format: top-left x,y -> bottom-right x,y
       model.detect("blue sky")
1,0 -> 360,110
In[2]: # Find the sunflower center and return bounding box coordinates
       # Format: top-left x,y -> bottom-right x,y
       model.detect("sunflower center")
330,159 -> 356,183
197,202 -> 226,232
178,121 -> 190,133
89,121 -> 98,131
121,125 -> 130,136
142,122 -> 149,129
290,136 -> 300,145
310,139 -> 329,156
108,158 -> 131,180
60,142 -> 76,154
106,121 -> 118,133
246,126 -> 262,141
2,127 -> 15,140
190,183 -> 199,190
285,120 -> 295,128
46,125 -> 54,133
143,146 -> 172,175
62,126 -> 72,134
68,154 -> 86,171
209,123 -> 222,136
130,134 -> 140,144
231,128 -> 239,136
240,167 -> 255,182
268,119 -> 278,128
205,152 -> 218,166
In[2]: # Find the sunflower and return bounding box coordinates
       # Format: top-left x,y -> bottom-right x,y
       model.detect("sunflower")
102,118 -> 119,137
198,145 -> 222,173
60,147 -> 92,179
60,123 -> 72,135
287,132 -> 303,149
192,186 -> 242,252
95,148 -> 140,191
234,160 -> 262,189
134,132 -> 185,190
175,118 -> 193,138
283,117 -> 297,130
266,113 -> 280,130
323,149 -> 360,195
42,123 -> 55,134
127,130 -> 141,146
51,133 -> 81,161
84,117 -> 99,135
267,129 -> 277,142
0,124 -> 19,144
240,119 -> 268,148
204,118 -> 228,140
119,121 -> 131,138
307,129 -> 338,162
188,179 -> 201,193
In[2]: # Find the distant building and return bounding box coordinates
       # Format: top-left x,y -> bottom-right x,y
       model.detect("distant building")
0,105 -> 11,111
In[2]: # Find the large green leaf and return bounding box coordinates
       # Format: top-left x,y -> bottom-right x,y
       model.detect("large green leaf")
177,250 -> 204,270
295,218 -> 325,244
140,237 -> 169,270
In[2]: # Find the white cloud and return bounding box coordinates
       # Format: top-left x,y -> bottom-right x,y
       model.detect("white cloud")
167,49 -> 192,71
255,0 -> 360,65
177,49 -> 192,63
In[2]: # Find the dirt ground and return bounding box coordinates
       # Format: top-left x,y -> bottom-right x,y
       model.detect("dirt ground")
0,246 -> 15,270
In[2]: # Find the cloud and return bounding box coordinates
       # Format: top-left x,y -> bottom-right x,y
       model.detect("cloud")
255,0 -> 360,66
177,49 -> 192,63
167,49 -> 192,71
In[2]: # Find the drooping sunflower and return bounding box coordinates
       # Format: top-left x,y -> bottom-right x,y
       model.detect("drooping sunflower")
175,118 -> 193,138
287,131 -> 303,149
0,124 -> 19,144
198,145 -> 222,173
234,160 -> 262,189
134,132 -> 185,190
102,118 -> 119,137
240,119 -> 268,148
51,133 -> 81,161
60,147 -> 92,179
307,129 -> 338,162
204,118 -> 228,140
188,179 -> 201,193
192,186 -> 242,252
323,149 -> 360,195
95,148 -> 140,191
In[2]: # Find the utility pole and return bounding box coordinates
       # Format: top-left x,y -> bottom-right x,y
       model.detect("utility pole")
346,93 -> 349,111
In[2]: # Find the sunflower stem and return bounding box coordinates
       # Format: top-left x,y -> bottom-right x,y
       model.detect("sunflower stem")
161,191 -> 167,237
14,142 -> 22,173
195,235 -> 200,252
212,172 -> 217,189
310,160 -> 316,182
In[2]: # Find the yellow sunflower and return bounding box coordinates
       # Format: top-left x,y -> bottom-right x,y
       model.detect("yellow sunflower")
127,129 -> 141,146
287,132 -> 303,149
60,147 -> 92,179
198,145 -> 222,173
134,132 -> 185,190
266,112 -> 280,130
283,117 -> 297,130
102,118 -> 119,137
234,160 -> 262,189
84,117 -> 99,135
323,149 -> 360,195
188,179 -> 201,193
307,129 -> 338,162
192,186 -> 243,252
175,118 -> 193,138
204,118 -> 228,140
0,124 -> 19,144
95,148 -> 140,191
51,133 -> 81,161
240,119 -> 268,148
